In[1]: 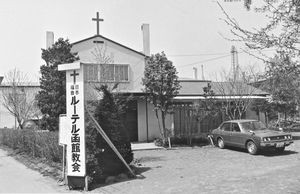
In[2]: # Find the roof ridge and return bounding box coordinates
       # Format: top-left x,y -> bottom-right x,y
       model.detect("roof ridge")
72,35 -> 146,57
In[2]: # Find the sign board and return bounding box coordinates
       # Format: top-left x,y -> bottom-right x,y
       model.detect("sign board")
59,114 -> 68,145
65,66 -> 86,177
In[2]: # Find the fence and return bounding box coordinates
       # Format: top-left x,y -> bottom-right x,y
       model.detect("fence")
173,104 -> 223,139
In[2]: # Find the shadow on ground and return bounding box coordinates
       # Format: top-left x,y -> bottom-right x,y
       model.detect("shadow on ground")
89,166 -> 151,191
137,156 -> 164,163
223,146 -> 298,157
292,135 -> 300,140
261,150 -> 298,157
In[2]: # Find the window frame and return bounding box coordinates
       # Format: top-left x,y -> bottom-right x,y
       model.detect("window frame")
84,64 -> 130,83
231,123 -> 241,132
220,123 -> 231,132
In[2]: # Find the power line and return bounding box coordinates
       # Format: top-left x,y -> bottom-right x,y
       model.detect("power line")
177,54 -> 231,67
175,48 -> 277,68
169,52 -> 229,57
169,49 -> 276,58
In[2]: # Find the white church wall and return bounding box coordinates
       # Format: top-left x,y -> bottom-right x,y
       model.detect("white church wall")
71,36 -> 146,94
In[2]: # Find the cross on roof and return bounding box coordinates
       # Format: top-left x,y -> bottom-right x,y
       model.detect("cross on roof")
92,12 -> 104,35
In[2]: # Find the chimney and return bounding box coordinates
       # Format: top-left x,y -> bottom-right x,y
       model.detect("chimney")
193,67 -> 198,80
141,24 -> 150,56
201,65 -> 205,80
46,31 -> 54,49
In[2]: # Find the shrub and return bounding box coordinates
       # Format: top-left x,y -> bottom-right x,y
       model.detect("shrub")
86,85 -> 133,183
0,128 -> 62,162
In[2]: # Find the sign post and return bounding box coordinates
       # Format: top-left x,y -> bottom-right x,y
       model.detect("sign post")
58,62 -> 87,190
58,114 -> 67,184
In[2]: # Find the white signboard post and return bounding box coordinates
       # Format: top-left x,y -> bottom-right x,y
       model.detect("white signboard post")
58,62 -> 87,190
59,114 -> 68,145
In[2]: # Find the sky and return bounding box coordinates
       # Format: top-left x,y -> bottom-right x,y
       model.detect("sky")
0,0 -> 271,82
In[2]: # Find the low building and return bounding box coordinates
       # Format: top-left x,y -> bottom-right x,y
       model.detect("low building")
0,78 -> 40,129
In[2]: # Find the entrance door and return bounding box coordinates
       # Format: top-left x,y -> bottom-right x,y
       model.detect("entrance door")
122,100 -> 138,142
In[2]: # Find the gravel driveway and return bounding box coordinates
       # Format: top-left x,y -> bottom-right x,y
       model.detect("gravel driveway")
93,132 -> 300,194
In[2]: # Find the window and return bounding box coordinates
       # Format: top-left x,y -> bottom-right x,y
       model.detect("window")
115,65 -> 129,82
232,123 -> 241,132
221,123 -> 231,131
85,64 -> 129,82
240,121 -> 267,131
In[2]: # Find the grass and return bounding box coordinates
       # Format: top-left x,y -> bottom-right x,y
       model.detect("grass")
0,128 -> 63,163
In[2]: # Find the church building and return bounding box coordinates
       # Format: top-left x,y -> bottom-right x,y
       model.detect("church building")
51,12 -> 269,142
54,13 -> 161,142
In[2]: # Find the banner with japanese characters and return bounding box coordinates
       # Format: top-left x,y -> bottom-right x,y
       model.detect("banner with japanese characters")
66,67 -> 86,177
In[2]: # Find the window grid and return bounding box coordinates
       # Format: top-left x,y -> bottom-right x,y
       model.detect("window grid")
84,64 -> 129,82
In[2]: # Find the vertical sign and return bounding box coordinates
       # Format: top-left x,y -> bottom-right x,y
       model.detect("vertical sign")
66,67 -> 86,177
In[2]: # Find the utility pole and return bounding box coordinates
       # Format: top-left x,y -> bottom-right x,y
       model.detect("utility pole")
231,46 -> 239,82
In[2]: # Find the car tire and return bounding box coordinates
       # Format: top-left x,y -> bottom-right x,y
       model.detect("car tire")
276,146 -> 285,153
247,141 -> 258,155
217,138 -> 225,149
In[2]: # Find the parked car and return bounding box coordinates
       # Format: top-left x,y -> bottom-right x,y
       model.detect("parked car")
211,119 -> 293,155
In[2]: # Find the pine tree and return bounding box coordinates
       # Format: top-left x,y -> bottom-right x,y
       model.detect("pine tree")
86,85 -> 133,182
36,38 -> 79,131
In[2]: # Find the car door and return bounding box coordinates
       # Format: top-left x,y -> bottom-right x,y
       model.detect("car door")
219,123 -> 232,145
230,123 -> 247,148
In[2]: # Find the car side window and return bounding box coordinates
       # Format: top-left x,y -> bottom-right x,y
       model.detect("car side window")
232,123 -> 241,132
221,123 -> 231,131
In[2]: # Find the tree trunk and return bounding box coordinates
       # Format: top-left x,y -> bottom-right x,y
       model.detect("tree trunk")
17,118 -> 23,129
161,111 -> 168,146
155,109 -> 165,144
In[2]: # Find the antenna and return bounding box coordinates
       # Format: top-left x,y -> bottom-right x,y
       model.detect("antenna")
201,65 -> 205,80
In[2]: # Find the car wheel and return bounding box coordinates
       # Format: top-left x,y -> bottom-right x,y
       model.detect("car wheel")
276,146 -> 285,153
247,141 -> 258,155
217,138 -> 225,149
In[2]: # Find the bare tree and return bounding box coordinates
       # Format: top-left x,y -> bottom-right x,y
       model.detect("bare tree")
217,1 -> 300,63
85,43 -> 133,101
214,66 -> 261,120
90,44 -> 115,83
1,68 -> 40,129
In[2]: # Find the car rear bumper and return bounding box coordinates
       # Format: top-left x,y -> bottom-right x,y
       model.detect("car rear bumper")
260,141 -> 293,148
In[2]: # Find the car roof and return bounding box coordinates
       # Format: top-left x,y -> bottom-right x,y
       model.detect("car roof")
223,119 -> 258,123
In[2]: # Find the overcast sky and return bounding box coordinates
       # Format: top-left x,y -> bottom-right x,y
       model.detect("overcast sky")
0,0 -> 271,82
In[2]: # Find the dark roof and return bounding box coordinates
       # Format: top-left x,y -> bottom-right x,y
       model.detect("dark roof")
178,80 -> 269,96
178,80 -> 211,96
72,35 -> 146,57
